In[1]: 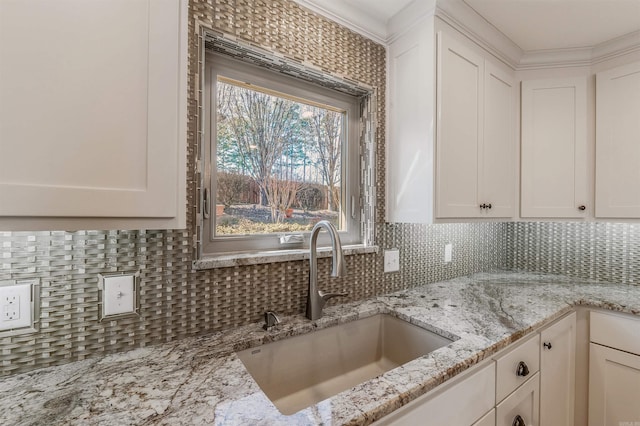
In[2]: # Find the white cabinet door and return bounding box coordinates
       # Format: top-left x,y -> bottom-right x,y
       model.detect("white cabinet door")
540,312 -> 576,426
521,77 -> 588,218
589,343 -> 640,426
595,61 -> 640,218
436,31 -> 484,218
496,373 -> 539,426
386,17 -> 436,223
482,61 -> 515,218
0,0 -> 187,230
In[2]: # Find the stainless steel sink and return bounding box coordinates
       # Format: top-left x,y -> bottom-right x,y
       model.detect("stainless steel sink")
236,314 -> 454,414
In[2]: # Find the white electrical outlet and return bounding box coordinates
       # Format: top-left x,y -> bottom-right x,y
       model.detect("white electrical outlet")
0,282 -> 33,331
444,243 -> 453,263
384,249 -> 400,273
101,274 -> 137,317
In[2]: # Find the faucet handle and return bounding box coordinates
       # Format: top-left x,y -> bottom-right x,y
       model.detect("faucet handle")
319,291 -> 349,302
263,311 -> 281,330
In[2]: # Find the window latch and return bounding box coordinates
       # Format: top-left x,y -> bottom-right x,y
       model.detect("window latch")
203,188 -> 210,219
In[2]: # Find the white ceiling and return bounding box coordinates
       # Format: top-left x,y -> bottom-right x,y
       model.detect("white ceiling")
298,0 -> 640,52
339,0 -> 415,22
464,0 -> 640,51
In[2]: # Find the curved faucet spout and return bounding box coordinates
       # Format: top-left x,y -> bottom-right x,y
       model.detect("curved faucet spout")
306,220 -> 348,320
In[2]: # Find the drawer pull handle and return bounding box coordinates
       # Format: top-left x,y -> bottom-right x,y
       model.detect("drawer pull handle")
578,205 -> 586,211
543,342 -> 552,350
516,361 -> 530,377
512,414 -> 526,426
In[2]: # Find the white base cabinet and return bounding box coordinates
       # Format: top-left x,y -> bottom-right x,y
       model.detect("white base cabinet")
540,312 -> 576,426
589,311 -> 640,426
376,312 -> 576,425
374,362 -> 496,425
589,344 -> 640,426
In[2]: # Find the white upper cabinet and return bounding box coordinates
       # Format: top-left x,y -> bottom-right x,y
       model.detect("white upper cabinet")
436,31 -> 483,218
520,77 -> 588,218
482,62 -> 516,218
387,19 -> 516,223
436,30 -> 515,219
387,18 -> 436,223
595,61 -> 640,218
0,0 -> 187,230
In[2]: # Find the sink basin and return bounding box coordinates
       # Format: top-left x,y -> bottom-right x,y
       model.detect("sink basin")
236,314 -> 454,414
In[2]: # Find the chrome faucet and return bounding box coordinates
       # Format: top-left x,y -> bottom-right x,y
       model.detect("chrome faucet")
306,220 -> 348,321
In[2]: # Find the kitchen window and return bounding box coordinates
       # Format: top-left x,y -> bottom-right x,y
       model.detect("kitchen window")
200,53 -> 364,255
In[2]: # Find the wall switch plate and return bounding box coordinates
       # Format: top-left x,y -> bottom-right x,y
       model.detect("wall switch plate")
0,281 -> 34,331
444,243 -> 453,263
99,273 -> 138,318
384,249 -> 400,273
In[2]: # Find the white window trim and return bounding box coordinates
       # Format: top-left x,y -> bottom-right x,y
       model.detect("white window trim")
200,52 -> 363,256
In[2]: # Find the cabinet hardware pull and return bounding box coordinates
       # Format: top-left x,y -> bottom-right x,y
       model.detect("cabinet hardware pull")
487,203 -> 492,209
516,361 -> 530,377
578,205 -> 586,211
479,203 -> 492,209
512,414 -> 526,426
543,342 -> 552,350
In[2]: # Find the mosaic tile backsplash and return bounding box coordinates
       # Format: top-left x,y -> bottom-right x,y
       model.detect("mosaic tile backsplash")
508,222 -> 640,285
0,0 -> 508,376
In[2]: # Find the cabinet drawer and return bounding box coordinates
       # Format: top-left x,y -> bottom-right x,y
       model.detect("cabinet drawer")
375,362 -> 495,425
590,311 -> 640,356
495,334 -> 540,402
473,409 -> 496,426
496,373 -> 539,426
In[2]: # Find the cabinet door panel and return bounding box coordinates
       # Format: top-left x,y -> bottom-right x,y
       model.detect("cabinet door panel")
589,343 -> 640,426
0,0 -> 185,222
387,20 -> 435,223
521,77 -> 588,218
540,312 -> 576,426
483,62 -> 515,218
436,31 -> 483,218
595,61 -> 640,218
496,373 -> 539,426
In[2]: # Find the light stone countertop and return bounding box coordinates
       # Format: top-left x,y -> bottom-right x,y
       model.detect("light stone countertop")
1,271 -> 639,425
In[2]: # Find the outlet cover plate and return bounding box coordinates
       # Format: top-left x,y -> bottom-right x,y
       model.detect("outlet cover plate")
384,249 -> 400,273
444,243 -> 453,263
0,281 -> 35,332
99,273 -> 139,319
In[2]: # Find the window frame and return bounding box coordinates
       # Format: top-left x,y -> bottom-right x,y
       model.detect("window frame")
201,52 -> 362,255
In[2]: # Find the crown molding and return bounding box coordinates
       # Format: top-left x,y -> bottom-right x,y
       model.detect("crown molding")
591,30 -> 640,64
433,0 -> 522,69
296,0 -> 640,70
292,0 -> 387,45
517,30 -> 640,69
386,0 -> 438,43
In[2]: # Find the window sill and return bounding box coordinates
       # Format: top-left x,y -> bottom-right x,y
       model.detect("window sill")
193,244 -> 378,270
